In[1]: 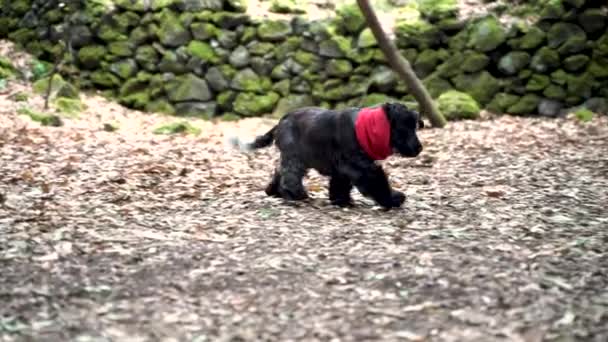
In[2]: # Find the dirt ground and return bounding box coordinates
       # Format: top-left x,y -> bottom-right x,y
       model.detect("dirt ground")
1,65 -> 608,341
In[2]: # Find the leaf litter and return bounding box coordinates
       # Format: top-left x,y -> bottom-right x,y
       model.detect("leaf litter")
1,61 -> 608,342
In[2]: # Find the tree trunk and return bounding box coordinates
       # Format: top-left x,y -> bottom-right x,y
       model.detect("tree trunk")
356,0 -> 447,128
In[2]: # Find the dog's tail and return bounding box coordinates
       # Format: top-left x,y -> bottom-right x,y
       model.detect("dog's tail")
228,125 -> 277,153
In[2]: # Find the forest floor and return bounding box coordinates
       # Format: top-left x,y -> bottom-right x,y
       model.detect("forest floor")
1,54 -> 608,341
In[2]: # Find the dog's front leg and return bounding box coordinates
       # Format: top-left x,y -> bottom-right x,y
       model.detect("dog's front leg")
329,174 -> 354,207
342,160 -> 404,209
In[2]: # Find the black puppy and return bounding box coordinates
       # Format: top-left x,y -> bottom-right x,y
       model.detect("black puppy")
230,102 -> 424,209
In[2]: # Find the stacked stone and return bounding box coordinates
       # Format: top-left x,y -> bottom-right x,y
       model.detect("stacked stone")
1,0 -> 606,119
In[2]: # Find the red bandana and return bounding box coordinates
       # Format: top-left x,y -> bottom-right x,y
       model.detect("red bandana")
354,106 -> 392,160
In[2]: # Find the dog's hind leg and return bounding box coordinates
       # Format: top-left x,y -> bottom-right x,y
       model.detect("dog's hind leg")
278,156 -> 309,201
265,169 -> 281,197
329,174 -> 353,207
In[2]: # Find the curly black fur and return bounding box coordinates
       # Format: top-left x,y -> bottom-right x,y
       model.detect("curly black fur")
232,102 -> 424,209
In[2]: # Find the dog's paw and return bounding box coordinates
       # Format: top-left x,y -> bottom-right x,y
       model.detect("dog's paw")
330,197 -> 354,208
390,190 -> 406,207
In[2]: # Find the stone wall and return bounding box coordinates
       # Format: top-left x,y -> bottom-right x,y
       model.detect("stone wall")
1,0 -> 607,119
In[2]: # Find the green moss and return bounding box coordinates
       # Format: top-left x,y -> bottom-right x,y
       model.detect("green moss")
191,22 -> 218,40
78,45 -> 107,69
108,41 -> 134,57
507,94 -> 540,115
257,20 -> 292,41
8,28 -> 35,45
272,79 -> 291,97
567,72 -> 593,97
18,107 -> 63,127
563,54 -> 589,72
436,90 -> 481,120
153,121 -> 201,135
109,59 -> 138,79
526,74 -> 551,91
487,93 -> 520,113
11,92 -> 29,102
0,57 -> 16,79
461,50 -> 490,73
543,84 -> 566,100
574,108 -> 593,122
508,26 -> 545,50
53,97 -> 85,116
156,9 -> 191,47
294,50 -> 319,67
594,33 -> 608,57
33,74 -> 79,99
414,49 -> 441,77
165,73 -> 212,102
436,52 -> 464,78
423,73 -> 453,98
249,42 -> 275,56
186,41 -> 219,63
468,16 -> 506,52
451,71 -> 502,105
530,47 -> 560,73
395,17 -> 440,49
231,68 -> 272,93
145,99 -> 175,115
97,24 -> 128,42
272,94 -> 315,118
448,29 -> 469,50
551,69 -> 569,85
335,3 -> 366,34
118,78 -> 150,109
234,92 -> 280,116
269,0 -> 305,14
418,0 -> 458,22
326,59 -> 353,78
588,58 -> 608,78
217,90 -> 236,110
498,51 -> 530,75
91,71 -> 121,88
135,45 -> 159,71
357,28 -> 377,48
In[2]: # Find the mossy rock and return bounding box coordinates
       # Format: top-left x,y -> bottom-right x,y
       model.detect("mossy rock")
574,107 -> 594,122
294,50 -> 320,67
498,51 -> 530,75
563,0 -> 585,9
423,73 -> 453,98
506,94 -> 540,115
165,74 -> 212,103
158,50 -> 188,74
467,16 -> 506,52
157,10 -> 191,47
550,69 -> 569,85
8,28 -> 35,45
538,0 -> 564,20
186,41 -> 219,63
335,3 -> 366,34
146,99 -> 176,115
0,57 -> 16,79
370,65 -> 398,92
226,0 -> 247,12
97,23 -> 128,42
414,50 -> 442,78
508,26 -> 545,50
448,28 -> 469,51
153,121 -> 201,135
530,47 -> 560,73
115,0 -> 174,11
272,79 -> 291,97
77,45 -> 107,69
19,108 -> 63,127
248,41 -> 275,56
272,94 -> 314,118
234,91 -> 280,116
118,78 -> 150,109
269,0 -> 305,14
567,72 -> 594,98
230,68 -> 272,93
547,22 -> 586,55
191,22 -> 218,40
357,28 -> 377,48
53,97 -> 85,116
209,12 -> 250,29
436,90 -> 481,120
418,0 -> 459,22
578,8 -> 606,34
357,93 -> 398,108
175,0 -> 223,11
487,92 -> 520,113
563,54 -> 590,72
451,71 -> 501,105
526,74 -> 551,91
91,71 -> 121,88
461,50 -> 490,73
319,35 -> 352,58
33,74 -> 79,99
129,25 -> 157,45
109,59 -> 139,79
588,58 -> 608,78
395,17 -> 441,49
217,90 -> 237,111
595,33 -> 608,57
543,84 -> 567,100
436,52 -> 464,78
174,102 -> 218,118
257,20 -> 292,41
135,45 -> 160,71
326,59 -> 353,78
108,41 -> 135,58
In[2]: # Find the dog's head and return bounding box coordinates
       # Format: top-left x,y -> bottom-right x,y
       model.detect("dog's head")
383,102 -> 424,157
